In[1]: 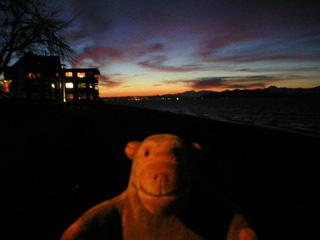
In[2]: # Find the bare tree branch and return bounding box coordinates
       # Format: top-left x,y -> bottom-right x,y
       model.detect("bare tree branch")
0,0 -> 76,74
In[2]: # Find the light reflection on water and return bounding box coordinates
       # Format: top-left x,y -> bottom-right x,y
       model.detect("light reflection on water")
107,97 -> 320,137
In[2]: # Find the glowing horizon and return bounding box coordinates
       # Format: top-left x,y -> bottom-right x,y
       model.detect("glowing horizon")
58,0 -> 319,98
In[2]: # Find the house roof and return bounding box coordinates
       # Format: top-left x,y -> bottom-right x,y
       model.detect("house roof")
13,52 -> 61,68
4,53 -> 100,79
62,68 -> 100,75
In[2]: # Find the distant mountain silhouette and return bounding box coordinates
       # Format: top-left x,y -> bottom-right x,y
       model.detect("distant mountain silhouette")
161,90 -> 213,98
102,86 -> 320,100
164,86 -> 320,99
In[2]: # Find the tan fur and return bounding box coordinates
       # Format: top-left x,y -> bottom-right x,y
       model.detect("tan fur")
227,214 -> 257,240
61,134 -> 257,240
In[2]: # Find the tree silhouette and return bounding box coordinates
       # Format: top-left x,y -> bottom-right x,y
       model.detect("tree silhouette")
0,0 -> 75,74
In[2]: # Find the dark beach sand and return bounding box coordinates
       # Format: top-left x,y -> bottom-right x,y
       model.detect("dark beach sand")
0,100 -> 319,240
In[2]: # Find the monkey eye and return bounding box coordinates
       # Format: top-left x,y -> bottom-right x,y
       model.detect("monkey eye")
145,150 -> 149,157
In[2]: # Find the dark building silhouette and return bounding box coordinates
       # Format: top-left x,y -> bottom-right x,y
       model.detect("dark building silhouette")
3,52 -> 100,102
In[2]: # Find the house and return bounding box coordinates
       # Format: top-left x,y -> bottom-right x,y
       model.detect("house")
3,52 -> 100,102
3,52 -> 62,101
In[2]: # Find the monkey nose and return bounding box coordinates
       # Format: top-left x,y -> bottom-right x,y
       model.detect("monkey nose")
155,173 -> 169,183
154,173 -> 173,195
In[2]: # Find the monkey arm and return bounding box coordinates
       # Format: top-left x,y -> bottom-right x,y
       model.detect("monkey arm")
227,214 -> 258,240
61,200 -> 123,240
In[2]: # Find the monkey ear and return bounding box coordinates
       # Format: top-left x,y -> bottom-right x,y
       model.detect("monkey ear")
125,141 -> 141,160
192,142 -> 202,150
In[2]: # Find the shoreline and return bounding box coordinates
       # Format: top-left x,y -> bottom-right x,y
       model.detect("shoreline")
105,97 -> 320,139
1,100 -> 319,240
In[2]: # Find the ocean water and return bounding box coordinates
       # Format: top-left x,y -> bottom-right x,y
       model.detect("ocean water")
105,97 -> 320,137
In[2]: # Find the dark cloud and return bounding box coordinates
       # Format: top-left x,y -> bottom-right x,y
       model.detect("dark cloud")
237,66 -> 320,73
222,75 -> 277,89
109,1 -> 215,39
126,43 -> 165,60
166,75 -> 287,90
138,56 -> 203,72
65,30 -> 88,42
68,0 -> 112,41
191,78 -> 225,88
227,83 -> 266,89
196,1 -> 320,64
199,36 -> 320,63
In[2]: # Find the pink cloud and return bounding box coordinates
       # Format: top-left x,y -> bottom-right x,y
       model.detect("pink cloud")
75,43 -> 166,67
99,75 -> 122,88
198,15 -> 320,64
76,46 -> 123,66
204,53 -> 320,63
199,15 -> 264,56
143,43 -> 164,53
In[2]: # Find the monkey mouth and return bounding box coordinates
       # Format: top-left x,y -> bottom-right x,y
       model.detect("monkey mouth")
131,182 -> 190,215
139,184 -> 187,198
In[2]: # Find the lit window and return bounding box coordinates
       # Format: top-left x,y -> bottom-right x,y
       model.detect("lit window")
77,72 -> 86,78
3,80 -> 11,92
78,93 -> 87,99
89,83 -> 93,89
66,82 -> 74,88
51,83 -> 56,89
28,73 -> 40,78
78,83 -> 86,88
65,72 -> 73,77
67,93 -> 74,99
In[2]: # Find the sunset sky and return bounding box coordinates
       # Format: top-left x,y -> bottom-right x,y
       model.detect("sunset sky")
61,0 -> 320,97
